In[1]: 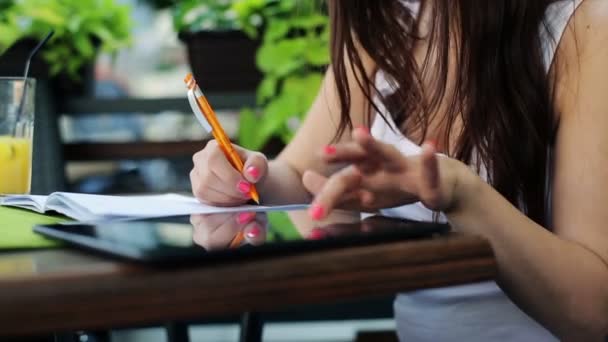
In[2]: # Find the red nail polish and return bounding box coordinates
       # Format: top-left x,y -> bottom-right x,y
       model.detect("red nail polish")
308,228 -> 327,240
246,166 -> 260,180
309,204 -> 325,220
237,180 -> 251,194
323,145 -> 337,155
236,212 -> 255,225
246,224 -> 261,239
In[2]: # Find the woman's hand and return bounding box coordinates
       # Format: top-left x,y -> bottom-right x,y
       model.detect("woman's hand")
302,127 -> 469,220
190,212 -> 267,250
190,140 -> 268,206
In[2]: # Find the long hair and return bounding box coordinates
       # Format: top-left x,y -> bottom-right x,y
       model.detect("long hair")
329,0 -> 562,225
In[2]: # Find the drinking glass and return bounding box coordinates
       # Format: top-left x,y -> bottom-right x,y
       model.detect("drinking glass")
0,77 -> 35,194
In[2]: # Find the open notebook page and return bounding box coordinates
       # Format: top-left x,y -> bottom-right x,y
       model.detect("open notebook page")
1,193 -> 308,222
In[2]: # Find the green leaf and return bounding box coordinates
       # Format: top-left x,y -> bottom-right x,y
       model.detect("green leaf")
73,33 -> 94,59
282,73 -> 324,110
266,211 -> 298,239
256,76 -> 277,104
290,14 -> 327,29
23,6 -> 66,26
256,38 -> 307,75
3,0 -> 131,79
260,94 -> 297,132
304,38 -> 330,66
0,23 -> 20,51
238,108 -> 263,150
263,19 -> 289,42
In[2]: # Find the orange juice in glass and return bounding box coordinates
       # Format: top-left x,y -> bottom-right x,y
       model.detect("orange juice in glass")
0,77 -> 35,194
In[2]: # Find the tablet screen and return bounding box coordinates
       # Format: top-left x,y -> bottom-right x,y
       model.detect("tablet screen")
34,210 -> 450,264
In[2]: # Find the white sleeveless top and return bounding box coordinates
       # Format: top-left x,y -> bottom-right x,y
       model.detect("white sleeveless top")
371,1 -> 583,341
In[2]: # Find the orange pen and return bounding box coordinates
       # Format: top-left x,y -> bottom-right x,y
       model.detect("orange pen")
184,73 -> 260,204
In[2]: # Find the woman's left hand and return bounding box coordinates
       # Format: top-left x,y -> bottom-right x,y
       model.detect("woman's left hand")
303,127 -> 467,220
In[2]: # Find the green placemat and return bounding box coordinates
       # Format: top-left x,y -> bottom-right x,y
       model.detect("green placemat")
0,206 -> 69,249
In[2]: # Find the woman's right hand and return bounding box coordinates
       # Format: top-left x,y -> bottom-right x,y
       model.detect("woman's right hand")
190,212 -> 267,251
190,140 -> 268,206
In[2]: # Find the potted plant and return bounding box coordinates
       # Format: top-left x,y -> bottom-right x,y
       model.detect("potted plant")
233,0 -> 330,153
173,0 -> 262,91
0,0 -> 132,96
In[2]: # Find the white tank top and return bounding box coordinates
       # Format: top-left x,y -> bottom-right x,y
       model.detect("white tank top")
371,1 -> 583,341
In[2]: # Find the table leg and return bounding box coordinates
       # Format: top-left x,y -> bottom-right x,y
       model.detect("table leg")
239,312 -> 264,342
165,322 -> 190,342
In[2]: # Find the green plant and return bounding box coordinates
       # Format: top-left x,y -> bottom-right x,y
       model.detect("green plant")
0,0 -> 132,79
233,0 -> 330,151
172,0 -> 240,33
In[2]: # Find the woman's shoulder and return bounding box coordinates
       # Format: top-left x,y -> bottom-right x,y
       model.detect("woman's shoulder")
554,0 -> 608,67
553,0 -> 608,120
570,0 -> 608,49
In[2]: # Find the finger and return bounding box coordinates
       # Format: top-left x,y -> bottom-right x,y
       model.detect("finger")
235,211 -> 256,225
243,220 -> 267,246
306,227 -> 328,240
191,169 -> 246,206
190,214 -> 204,226
205,141 -> 253,200
240,150 -> 268,184
193,142 -> 251,202
352,127 -> 407,170
419,141 -> 442,208
302,170 -> 328,196
359,189 -> 376,207
421,141 -> 439,189
322,142 -> 383,175
309,166 -> 363,221
325,189 -> 377,212
190,213 -> 233,248
320,142 -> 368,164
303,169 -> 367,209
191,213 -> 234,228
192,213 -> 235,250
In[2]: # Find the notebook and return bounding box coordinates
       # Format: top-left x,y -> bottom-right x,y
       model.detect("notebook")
0,192 -> 308,222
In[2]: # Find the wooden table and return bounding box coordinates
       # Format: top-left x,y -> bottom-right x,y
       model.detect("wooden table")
0,230 -> 496,339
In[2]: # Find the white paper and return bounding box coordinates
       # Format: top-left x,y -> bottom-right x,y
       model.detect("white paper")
1,192 -> 308,222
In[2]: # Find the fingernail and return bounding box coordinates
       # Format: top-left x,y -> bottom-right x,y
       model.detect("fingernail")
236,212 -> 255,225
237,180 -> 251,194
307,228 -> 327,240
323,145 -> 337,155
246,166 -> 260,180
309,204 -> 325,221
246,224 -> 261,239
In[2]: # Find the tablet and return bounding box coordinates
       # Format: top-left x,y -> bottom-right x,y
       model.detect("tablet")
33,210 -> 450,264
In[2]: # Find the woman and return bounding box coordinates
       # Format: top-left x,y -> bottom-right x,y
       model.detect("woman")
190,0 -> 608,340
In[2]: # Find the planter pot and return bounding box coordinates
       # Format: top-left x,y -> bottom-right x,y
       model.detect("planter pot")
0,39 -> 95,97
179,30 -> 262,92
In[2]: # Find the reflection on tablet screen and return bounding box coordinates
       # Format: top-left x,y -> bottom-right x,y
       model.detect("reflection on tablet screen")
34,210 -> 450,263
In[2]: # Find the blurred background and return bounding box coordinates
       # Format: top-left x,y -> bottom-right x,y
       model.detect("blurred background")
0,1 -> 396,341
0,0 -> 329,195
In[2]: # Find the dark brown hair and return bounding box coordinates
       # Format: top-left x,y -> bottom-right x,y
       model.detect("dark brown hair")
329,0 -> 563,225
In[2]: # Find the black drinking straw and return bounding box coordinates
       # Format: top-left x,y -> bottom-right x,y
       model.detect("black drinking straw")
12,30 -> 54,136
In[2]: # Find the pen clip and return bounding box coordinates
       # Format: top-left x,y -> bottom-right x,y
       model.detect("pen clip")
187,91 -> 212,134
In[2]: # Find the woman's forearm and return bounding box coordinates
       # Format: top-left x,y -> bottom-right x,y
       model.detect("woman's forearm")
447,172 -> 608,339
257,159 -> 313,205
260,159 -> 360,234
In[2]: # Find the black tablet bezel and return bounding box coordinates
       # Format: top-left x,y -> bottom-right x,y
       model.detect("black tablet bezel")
33,214 -> 451,265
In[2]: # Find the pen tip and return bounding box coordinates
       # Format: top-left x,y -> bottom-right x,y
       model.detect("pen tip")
251,192 -> 260,205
